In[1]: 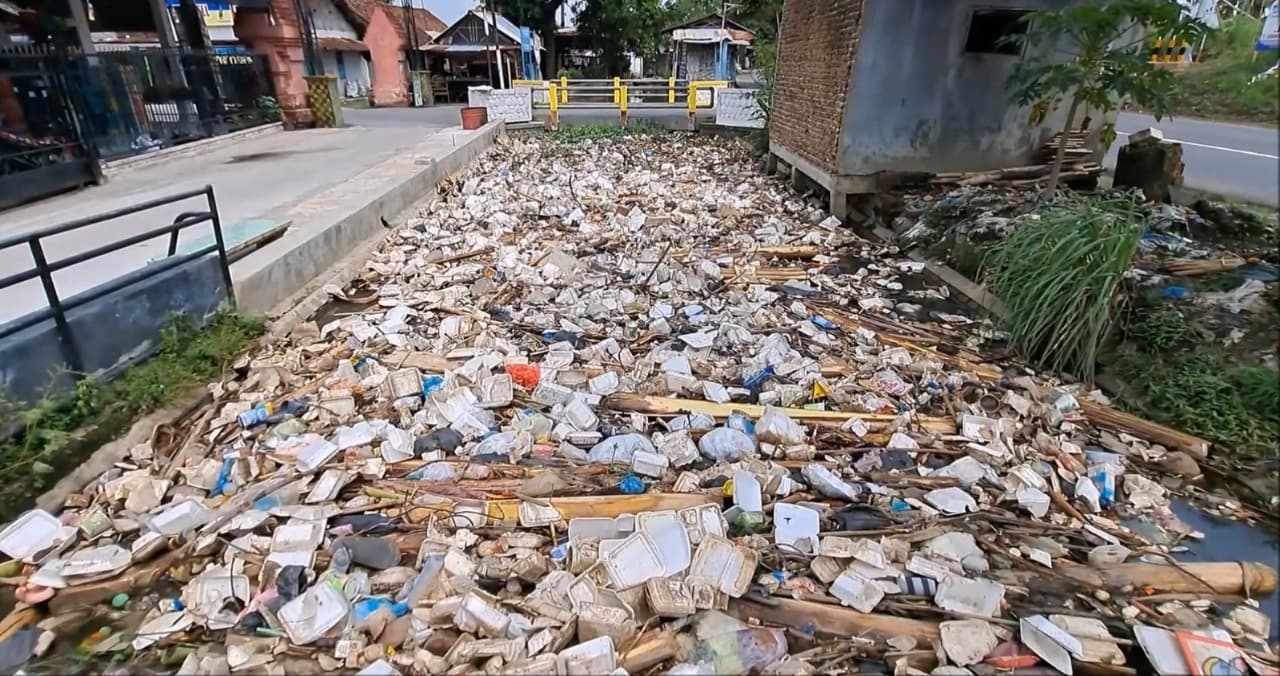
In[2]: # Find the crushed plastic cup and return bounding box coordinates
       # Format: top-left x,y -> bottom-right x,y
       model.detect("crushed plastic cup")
278,581 -> 350,645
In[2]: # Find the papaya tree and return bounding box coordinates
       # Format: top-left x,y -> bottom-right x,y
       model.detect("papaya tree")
1007,0 -> 1210,197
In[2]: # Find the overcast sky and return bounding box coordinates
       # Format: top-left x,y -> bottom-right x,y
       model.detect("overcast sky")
416,0 -> 475,25
413,0 -> 580,28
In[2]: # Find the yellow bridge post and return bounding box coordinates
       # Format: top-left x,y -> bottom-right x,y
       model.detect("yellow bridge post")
612,76 -> 620,105
548,83 -> 559,130
619,84 -> 628,126
668,77 -> 675,104
559,75 -> 568,104
687,83 -> 697,126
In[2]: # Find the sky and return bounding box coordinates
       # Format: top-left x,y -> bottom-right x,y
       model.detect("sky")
413,0 -> 581,28
416,0 -> 475,25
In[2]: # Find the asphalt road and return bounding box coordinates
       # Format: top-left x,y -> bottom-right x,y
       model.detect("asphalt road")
1106,112 -> 1280,207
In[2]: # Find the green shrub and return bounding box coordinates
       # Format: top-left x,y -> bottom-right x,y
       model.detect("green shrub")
550,120 -> 667,143
1112,352 -> 1279,455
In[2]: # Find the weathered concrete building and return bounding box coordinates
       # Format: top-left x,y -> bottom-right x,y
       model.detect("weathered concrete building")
770,0 -> 1110,217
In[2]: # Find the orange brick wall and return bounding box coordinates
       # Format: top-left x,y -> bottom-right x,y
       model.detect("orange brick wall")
364,7 -> 407,106
770,0 -> 864,175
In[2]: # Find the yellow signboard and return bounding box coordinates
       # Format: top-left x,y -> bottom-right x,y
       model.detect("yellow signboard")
205,8 -> 234,27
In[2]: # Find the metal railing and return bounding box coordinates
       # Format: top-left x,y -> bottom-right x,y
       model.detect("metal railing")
72,49 -> 278,160
0,47 -> 101,208
512,77 -> 731,127
0,186 -> 234,373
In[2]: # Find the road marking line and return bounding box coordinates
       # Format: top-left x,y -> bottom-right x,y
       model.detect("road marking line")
1116,131 -> 1280,160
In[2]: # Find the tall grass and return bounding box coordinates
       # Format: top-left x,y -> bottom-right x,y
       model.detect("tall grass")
983,193 -> 1144,381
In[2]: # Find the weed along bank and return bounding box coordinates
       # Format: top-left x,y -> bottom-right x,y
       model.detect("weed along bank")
0,124 -> 1275,675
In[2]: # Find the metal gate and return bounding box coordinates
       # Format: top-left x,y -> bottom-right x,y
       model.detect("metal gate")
0,46 -> 99,210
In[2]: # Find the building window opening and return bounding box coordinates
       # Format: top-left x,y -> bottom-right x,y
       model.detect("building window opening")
965,8 -> 1032,55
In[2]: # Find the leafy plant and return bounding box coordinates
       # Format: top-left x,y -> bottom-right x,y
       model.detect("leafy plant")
1112,352 -> 1279,455
748,37 -> 777,154
1168,17 -> 1280,125
1007,0 -> 1211,197
982,192 -> 1145,380
255,95 -> 282,122
575,0 -> 668,75
1122,303 -> 1199,351
550,120 -> 667,143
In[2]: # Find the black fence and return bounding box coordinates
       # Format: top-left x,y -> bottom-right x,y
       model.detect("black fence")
77,48 -> 279,160
1,45 -> 278,208
0,186 -> 234,374
0,47 -> 100,210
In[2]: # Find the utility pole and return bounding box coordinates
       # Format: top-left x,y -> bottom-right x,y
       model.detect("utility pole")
403,0 -> 420,70
484,4 -> 494,86
487,0 -> 503,88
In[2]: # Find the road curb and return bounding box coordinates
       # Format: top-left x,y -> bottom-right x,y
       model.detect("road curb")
100,123 -> 285,180
229,121 -> 504,316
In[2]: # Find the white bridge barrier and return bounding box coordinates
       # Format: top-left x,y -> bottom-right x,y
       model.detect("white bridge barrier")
714,89 -> 765,129
467,86 -> 534,123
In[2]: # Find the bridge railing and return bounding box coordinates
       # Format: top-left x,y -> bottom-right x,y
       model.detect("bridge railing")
510,78 -> 731,127
513,77 -> 729,108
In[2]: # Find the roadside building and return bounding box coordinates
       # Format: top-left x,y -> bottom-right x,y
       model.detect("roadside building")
770,0 -> 1114,217
667,12 -> 753,81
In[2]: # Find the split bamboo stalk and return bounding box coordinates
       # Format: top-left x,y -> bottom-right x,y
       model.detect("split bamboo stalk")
604,393 -> 956,434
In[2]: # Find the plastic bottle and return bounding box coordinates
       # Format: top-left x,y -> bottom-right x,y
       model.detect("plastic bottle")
810,315 -> 838,330
211,456 -> 236,497
396,553 -> 445,605
743,365 -> 776,391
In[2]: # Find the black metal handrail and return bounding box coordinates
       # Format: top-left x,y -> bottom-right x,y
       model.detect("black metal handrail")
0,185 -> 235,374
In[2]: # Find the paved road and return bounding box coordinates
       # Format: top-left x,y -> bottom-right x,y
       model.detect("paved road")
0,109 -> 454,325
1106,112 -> 1280,207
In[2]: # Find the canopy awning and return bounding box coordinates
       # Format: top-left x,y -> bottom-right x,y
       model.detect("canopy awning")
423,44 -> 523,53
317,37 -> 369,52
671,27 -> 752,45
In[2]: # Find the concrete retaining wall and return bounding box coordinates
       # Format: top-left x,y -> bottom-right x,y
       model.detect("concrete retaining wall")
0,256 -> 228,406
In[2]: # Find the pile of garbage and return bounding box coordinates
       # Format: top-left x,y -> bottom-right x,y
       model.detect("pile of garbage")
1,133 -> 1276,676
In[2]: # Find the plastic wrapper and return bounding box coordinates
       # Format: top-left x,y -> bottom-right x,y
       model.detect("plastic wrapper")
588,433 -> 656,465
698,427 -> 755,463
755,406 -> 806,446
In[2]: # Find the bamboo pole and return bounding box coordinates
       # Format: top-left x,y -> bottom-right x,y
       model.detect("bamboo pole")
728,596 -> 942,642
604,393 -> 956,434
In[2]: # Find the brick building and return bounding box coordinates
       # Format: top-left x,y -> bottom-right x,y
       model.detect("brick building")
234,0 -> 443,120
770,0 -> 1111,218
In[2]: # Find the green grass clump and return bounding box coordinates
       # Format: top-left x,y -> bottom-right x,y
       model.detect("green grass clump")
1121,304 -> 1200,352
1168,18 -> 1280,125
550,120 -> 667,143
1112,352 -> 1279,455
983,192 -> 1145,381
0,310 -> 262,517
